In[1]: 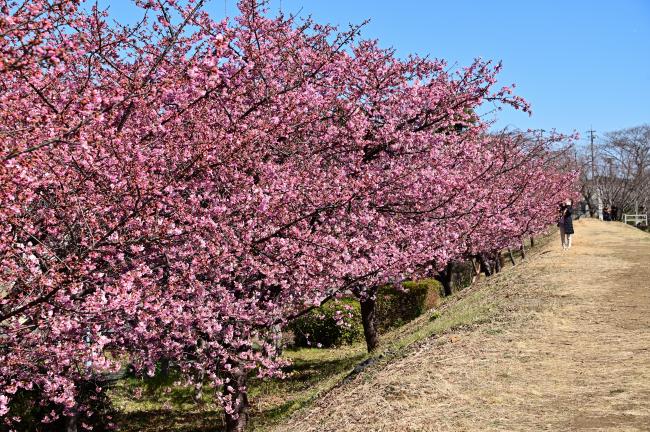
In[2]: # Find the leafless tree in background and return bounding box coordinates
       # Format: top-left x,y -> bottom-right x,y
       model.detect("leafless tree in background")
579,124 -> 649,219
601,125 -> 650,214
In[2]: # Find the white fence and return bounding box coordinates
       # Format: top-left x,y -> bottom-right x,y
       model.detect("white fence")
623,214 -> 648,225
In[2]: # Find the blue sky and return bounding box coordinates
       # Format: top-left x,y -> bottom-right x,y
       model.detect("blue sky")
102,0 -> 649,141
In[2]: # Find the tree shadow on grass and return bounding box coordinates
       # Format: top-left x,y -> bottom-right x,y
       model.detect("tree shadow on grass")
252,350 -> 366,393
118,408 -> 223,432
114,349 -> 366,431
247,350 -> 367,429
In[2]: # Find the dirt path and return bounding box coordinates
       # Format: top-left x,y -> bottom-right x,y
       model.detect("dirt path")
272,219 -> 650,431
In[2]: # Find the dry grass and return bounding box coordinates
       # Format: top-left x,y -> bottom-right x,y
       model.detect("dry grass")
270,220 -> 650,432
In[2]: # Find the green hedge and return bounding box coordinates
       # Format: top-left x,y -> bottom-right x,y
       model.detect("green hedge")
375,279 -> 443,332
288,299 -> 363,348
288,280 -> 443,348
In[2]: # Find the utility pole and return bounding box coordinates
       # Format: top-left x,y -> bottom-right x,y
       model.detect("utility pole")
587,127 -> 602,220
588,127 -> 596,180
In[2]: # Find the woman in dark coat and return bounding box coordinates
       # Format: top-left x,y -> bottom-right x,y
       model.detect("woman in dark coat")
559,199 -> 574,249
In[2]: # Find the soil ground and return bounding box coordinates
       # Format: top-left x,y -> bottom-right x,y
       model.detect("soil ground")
271,219 -> 650,431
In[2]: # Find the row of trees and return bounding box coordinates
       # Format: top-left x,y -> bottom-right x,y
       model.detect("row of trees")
579,124 -> 650,219
0,1 -> 577,430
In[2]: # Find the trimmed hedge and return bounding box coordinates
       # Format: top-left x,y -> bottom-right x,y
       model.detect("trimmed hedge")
288,279 -> 444,348
288,298 -> 363,348
375,279 -> 444,332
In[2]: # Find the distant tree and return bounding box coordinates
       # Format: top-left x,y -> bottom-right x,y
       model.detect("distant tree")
579,125 -> 650,218
599,125 -> 650,214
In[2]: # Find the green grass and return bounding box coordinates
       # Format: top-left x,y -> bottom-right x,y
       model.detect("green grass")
248,345 -> 367,430
109,345 -> 369,431
110,372 -> 219,432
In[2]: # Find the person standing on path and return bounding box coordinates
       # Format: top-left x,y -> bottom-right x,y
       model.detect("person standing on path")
558,199 -> 574,249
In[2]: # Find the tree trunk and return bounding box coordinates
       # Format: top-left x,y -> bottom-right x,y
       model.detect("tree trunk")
160,358 -> 170,379
494,251 -> 503,273
65,408 -> 78,432
507,248 -> 516,266
223,367 -> 249,432
359,286 -> 380,352
478,253 -> 493,276
194,369 -> 205,403
271,323 -> 283,355
435,262 -> 454,296
520,242 -> 526,261
470,257 -> 481,283
530,237 -> 535,247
